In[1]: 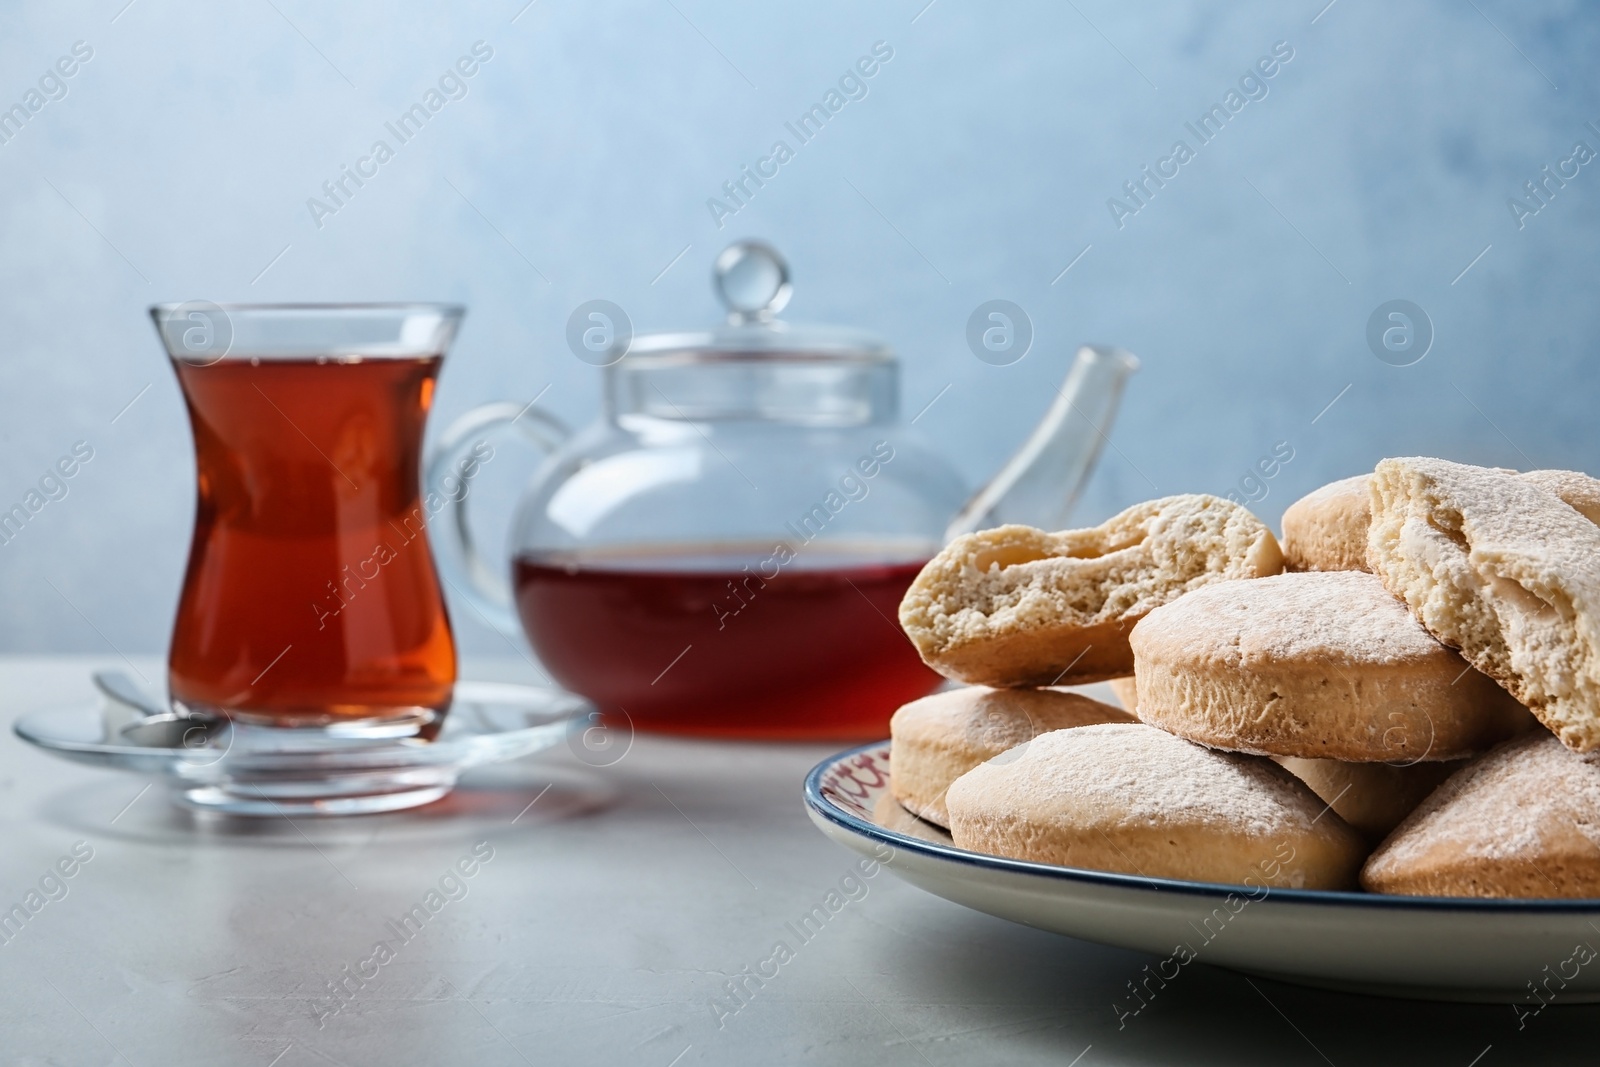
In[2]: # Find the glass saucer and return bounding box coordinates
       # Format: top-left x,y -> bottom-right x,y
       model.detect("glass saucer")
14,680 -> 589,816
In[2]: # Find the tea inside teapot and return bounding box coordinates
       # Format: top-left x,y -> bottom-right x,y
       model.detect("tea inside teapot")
514,542 -> 934,739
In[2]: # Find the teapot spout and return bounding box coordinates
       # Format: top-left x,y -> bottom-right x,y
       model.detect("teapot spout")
945,344 -> 1139,541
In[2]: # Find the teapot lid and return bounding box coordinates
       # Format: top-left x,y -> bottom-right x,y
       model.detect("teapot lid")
626,241 -> 892,362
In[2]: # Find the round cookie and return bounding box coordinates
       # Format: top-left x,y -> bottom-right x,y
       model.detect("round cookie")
1281,475 -> 1372,573
898,495 -> 1282,688
1130,570 -> 1532,762
945,723 -> 1367,888
1362,732 -> 1600,898
1277,756 -> 1463,842
890,685 -> 1132,827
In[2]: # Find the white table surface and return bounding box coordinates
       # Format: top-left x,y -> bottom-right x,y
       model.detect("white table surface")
1,655 -> 1595,1066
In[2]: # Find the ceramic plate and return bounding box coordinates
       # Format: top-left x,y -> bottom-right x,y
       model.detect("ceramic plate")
16,680 -> 587,816
804,741 -> 1600,1003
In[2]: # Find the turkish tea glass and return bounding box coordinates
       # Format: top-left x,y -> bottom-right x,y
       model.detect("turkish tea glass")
151,303 -> 463,736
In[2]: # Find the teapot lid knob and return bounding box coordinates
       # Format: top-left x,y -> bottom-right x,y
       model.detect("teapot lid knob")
713,241 -> 792,324
626,242 -> 889,360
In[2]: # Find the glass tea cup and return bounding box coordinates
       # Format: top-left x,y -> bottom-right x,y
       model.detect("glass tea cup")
151,303 -> 463,736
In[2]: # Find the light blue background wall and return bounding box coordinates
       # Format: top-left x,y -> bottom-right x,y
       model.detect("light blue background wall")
0,0 -> 1595,655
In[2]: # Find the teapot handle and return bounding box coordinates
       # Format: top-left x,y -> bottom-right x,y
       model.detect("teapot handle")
425,401 -> 570,638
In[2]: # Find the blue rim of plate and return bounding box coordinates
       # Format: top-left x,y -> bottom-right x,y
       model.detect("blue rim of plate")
804,740 -> 1600,914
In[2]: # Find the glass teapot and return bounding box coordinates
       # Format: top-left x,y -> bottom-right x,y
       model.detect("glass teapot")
426,242 -> 1137,739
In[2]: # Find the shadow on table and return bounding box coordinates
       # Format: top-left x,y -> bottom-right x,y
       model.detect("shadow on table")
858,902 -> 1600,1066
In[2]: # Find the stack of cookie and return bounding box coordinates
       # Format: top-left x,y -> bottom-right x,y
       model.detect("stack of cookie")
888,459 -> 1600,898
